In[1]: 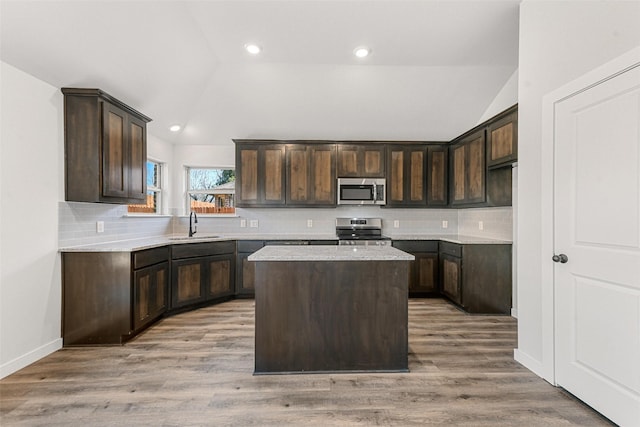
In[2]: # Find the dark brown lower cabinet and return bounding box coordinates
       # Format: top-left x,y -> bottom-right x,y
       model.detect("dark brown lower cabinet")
440,253 -> 462,305
170,241 -> 236,310
439,241 -> 512,314
235,240 -> 265,297
392,240 -> 439,296
133,261 -> 169,332
62,246 -> 170,346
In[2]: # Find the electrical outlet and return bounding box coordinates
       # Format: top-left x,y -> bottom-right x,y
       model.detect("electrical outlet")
307,219 -> 313,228
250,220 -> 259,228
96,221 -> 104,233
478,221 -> 484,230
442,220 -> 448,229
393,220 -> 399,228
240,219 -> 247,228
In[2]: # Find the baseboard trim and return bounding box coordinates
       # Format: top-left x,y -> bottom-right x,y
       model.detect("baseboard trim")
514,348 -> 553,384
0,338 -> 62,379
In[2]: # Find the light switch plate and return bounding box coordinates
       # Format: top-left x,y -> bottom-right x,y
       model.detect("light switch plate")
307,219 -> 313,228
393,220 -> 399,228
96,221 -> 104,233
240,219 -> 247,228
442,220 -> 448,229
250,220 -> 259,228
478,221 -> 484,230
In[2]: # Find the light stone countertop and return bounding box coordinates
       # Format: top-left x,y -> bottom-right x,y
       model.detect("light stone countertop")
59,233 -> 510,253
248,245 -> 415,262
58,234 -> 338,252
385,234 -> 512,244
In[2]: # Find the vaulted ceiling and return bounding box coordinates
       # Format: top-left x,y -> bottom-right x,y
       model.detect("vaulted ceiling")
0,0 -> 520,145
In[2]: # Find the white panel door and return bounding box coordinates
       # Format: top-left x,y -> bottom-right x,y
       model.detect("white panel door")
554,64 -> 640,427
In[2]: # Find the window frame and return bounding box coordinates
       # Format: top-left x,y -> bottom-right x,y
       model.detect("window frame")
127,159 -> 165,215
185,166 -> 236,216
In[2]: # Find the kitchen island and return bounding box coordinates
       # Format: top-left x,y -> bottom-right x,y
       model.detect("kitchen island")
248,245 -> 414,374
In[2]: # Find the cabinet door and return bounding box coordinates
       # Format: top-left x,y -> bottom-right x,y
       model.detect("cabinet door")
337,144 -> 385,177
286,144 -> 336,206
388,147 -> 405,204
236,144 -> 286,206
440,254 -> 462,305
427,145 -> 448,206
413,252 -> 439,294
133,262 -> 168,331
450,130 -> 486,206
171,258 -> 204,309
386,145 -> 426,206
127,115 -> 147,201
235,252 -> 256,297
102,102 -> 129,199
487,111 -> 517,168
206,254 -> 235,300
262,145 -> 286,204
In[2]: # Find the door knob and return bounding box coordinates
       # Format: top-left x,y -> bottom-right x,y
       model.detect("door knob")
552,254 -> 569,263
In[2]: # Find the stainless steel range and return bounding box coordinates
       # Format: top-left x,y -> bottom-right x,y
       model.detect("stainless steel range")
335,217 -> 390,246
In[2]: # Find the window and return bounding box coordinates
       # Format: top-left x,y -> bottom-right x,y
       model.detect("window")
186,167 -> 235,214
128,160 -> 163,214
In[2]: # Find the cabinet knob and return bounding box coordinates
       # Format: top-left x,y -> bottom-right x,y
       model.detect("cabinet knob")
552,254 -> 569,263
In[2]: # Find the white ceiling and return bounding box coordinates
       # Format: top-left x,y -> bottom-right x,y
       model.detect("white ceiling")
0,0 -> 520,145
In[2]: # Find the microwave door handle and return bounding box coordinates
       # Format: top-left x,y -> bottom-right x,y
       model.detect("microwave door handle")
373,183 -> 377,203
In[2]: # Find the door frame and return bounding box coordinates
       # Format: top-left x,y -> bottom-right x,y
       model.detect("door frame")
540,46 -> 640,386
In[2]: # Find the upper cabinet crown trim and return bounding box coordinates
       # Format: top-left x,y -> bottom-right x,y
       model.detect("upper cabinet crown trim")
61,88 -> 152,123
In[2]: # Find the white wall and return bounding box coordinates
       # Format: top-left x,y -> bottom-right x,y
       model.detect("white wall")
170,144 -> 235,215
0,62 -> 63,378
148,134 -> 175,215
516,0 -> 640,378
477,69 -> 518,124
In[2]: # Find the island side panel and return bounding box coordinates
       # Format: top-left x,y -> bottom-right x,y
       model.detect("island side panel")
254,260 -> 408,373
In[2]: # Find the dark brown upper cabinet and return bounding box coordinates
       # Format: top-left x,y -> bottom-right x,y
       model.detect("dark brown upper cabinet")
286,143 -> 336,206
449,104 -> 516,208
427,145 -> 449,206
487,108 -> 518,168
450,130 -> 486,207
337,144 -> 386,177
234,142 -> 286,207
62,88 -> 151,204
386,145 -> 427,207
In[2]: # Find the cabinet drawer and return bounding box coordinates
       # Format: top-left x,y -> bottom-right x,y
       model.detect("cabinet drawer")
237,240 -> 265,252
392,240 -> 438,253
309,240 -> 338,246
134,246 -> 170,269
439,241 -> 462,257
172,241 -> 236,259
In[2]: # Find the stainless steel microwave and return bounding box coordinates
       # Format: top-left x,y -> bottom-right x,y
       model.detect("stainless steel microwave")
337,178 -> 386,205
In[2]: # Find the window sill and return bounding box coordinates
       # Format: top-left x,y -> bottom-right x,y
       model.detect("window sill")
124,214 -> 173,218
178,214 -> 239,218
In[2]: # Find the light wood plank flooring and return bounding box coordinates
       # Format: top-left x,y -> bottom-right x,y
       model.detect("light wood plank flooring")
1,299 -> 613,426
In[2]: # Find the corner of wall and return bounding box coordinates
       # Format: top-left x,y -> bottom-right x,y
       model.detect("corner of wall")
477,69 -> 519,124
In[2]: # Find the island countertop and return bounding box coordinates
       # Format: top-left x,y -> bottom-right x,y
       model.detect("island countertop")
248,245 -> 415,262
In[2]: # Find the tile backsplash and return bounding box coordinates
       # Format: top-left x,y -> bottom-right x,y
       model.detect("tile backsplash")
59,202 -> 513,246
173,207 -> 460,238
457,207 -> 513,241
59,202 -> 172,247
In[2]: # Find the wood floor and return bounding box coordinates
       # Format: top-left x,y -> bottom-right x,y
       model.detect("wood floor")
1,298 -> 613,426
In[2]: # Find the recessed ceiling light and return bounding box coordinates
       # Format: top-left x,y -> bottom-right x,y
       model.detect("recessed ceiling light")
353,47 -> 371,58
245,43 -> 262,55
169,125 -> 181,132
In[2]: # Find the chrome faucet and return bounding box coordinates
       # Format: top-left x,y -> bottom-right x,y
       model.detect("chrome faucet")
189,211 -> 198,237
